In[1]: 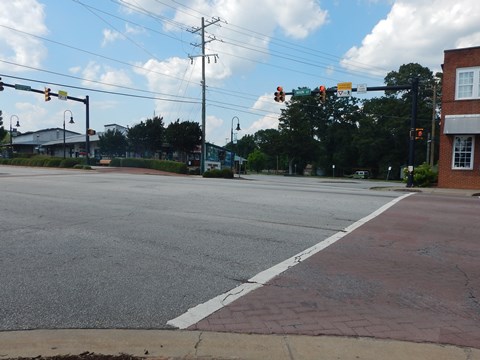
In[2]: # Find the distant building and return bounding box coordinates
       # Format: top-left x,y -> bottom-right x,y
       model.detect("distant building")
3,124 -> 128,159
104,123 -> 128,135
2,128 -> 80,157
438,46 -> 480,189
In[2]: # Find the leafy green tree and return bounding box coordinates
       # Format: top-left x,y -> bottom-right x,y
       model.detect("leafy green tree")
144,116 -> 165,156
247,148 -> 267,173
127,121 -> 148,157
255,129 -> 284,172
355,96 -> 408,176
236,134 -> 257,159
318,94 -> 362,175
0,111 -> 6,142
127,116 -> 165,158
165,119 -> 202,162
98,129 -> 128,157
278,92 -> 323,174
353,63 -> 440,177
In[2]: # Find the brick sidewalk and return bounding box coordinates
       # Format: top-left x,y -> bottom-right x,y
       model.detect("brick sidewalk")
190,193 -> 480,349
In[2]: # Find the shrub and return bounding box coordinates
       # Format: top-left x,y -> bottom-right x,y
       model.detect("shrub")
44,159 -> 63,167
203,168 -> 234,178
413,163 -> 438,187
110,157 -> 188,174
59,158 -> 83,168
221,168 -> 234,178
73,164 -> 92,170
403,162 -> 438,187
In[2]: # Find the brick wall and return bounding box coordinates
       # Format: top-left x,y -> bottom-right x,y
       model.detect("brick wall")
438,46 -> 480,190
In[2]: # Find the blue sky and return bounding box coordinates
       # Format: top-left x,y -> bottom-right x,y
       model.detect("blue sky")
1,0 -> 479,146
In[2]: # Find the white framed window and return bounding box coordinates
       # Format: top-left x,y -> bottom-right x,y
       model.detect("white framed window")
452,135 -> 474,170
456,67 -> 480,100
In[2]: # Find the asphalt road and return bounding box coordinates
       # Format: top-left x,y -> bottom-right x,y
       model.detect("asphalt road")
0,166 -> 402,330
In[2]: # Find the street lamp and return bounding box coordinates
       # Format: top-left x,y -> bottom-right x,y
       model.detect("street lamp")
9,115 -> 20,158
63,110 -> 74,159
231,116 -> 240,171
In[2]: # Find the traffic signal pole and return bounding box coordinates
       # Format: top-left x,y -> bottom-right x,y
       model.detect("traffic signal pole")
276,80 -> 419,187
407,78 -> 419,188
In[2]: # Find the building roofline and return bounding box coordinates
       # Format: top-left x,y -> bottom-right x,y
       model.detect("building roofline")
444,45 -> 480,54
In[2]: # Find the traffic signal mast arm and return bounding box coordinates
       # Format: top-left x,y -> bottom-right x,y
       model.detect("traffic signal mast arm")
1,76 -> 93,163
1,80 -> 87,104
310,84 -> 412,95
274,80 -> 418,188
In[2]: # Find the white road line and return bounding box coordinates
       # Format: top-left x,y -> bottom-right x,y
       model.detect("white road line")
167,192 -> 414,329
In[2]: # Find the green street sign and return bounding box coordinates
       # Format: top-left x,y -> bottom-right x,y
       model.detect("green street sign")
293,88 -> 311,96
14,84 -> 31,91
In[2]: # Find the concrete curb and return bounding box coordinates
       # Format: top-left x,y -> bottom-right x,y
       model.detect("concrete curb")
1,330 -> 479,360
371,186 -> 480,197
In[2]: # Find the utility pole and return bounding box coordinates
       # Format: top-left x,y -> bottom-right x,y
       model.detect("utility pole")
188,17 -> 220,174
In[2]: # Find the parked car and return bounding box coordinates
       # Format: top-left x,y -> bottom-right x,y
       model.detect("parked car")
353,170 -> 370,179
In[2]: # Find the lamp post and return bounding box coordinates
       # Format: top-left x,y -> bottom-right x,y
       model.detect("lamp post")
231,116 -> 240,172
63,110 -> 74,159
9,115 -> 20,158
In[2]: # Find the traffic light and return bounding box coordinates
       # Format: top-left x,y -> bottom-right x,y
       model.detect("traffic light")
415,128 -> 424,140
319,85 -> 326,103
0,77 -> 3,91
44,87 -> 51,101
87,128 -> 96,136
0,110 -> 3,127
274,86 -> 285,102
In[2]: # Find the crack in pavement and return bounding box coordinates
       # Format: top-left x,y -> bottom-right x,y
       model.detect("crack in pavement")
456,264 -> 480,319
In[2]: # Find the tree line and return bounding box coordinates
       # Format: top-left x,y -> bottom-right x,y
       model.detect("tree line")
98,117 -> 202,162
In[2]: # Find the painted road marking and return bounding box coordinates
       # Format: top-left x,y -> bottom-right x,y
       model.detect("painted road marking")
167,192 -> 414,329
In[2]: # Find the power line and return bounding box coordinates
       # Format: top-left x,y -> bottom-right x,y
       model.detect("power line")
0,69 -> 200,104
108,0 -> 389,81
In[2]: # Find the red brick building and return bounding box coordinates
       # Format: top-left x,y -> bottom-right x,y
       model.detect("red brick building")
438,46 -> 480,189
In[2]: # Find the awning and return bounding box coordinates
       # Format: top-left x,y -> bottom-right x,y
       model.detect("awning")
444,114 -> 480,134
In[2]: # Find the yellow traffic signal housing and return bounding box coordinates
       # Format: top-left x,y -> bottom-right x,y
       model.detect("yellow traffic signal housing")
319,85 -> 326,103
274,86 -> 284,102
274,86 -> 285,102
44,87 -> 51,101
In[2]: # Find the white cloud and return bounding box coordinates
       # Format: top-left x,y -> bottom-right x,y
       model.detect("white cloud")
0,0 -> 47,72
126,0 -> 327,86
456,32 -> 480,49
102,29 -> 122,47
341,0 -> 480,75
102,24 -> 145,47
267,0 -> 328,39
81,61 -> 133,90
14,102 -> 48,129
69,66 -> 82,75
206,114 -> 224,139
247,115 -> 279,134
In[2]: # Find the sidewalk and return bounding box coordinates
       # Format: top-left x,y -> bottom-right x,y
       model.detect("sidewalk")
1,191 -> 479,359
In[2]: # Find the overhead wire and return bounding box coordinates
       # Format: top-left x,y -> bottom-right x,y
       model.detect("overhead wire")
2,1 -> 405,126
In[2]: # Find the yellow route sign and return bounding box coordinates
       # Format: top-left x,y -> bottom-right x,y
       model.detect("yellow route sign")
337,82 -> 352,97
58,90 -> 68,100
